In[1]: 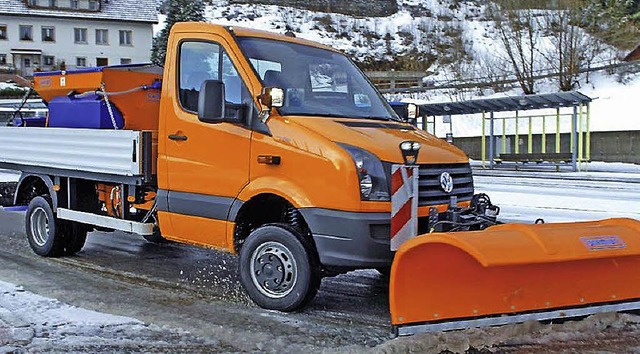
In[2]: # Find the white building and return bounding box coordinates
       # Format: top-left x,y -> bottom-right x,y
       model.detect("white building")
0,0 -> 157,76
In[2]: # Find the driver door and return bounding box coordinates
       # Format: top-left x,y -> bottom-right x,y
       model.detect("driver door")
161,36 -> 252,249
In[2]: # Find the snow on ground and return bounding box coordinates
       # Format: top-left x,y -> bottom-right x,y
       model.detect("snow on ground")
0,170 -> 19,183
400,70 -> 640,138
0,280 -> 140,326
580,71 -> 640,132
153,13 -> 167,36
0,83 -> 27,91
0,280 -> 220,352
381,312 -> 640,353
204,0 -> 494,64
476,176 -> 640,223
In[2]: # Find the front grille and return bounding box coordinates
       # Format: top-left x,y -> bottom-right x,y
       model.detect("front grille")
417,163 -> 474,206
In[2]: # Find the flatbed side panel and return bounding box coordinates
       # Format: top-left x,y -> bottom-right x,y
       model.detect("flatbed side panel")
0,127 -> 144,177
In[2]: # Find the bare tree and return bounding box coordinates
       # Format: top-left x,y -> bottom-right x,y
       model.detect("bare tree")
540,0 -> 637,90
545,10 -> 581,91
491,1 -> 540,94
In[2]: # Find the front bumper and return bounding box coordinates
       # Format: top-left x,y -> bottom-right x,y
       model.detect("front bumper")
299,208 -> 393,269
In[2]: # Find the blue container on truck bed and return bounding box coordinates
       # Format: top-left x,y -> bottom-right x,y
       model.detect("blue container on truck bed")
48,93 -> 124,129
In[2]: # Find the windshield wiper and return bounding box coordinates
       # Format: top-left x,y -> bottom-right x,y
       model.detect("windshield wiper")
283,113 -> 402,122
359,116 -> 403,122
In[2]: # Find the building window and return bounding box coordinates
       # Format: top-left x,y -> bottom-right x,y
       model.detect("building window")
120,58 -> 132,64
28,0 -> 37,6
44,56 -> 55,66
0,54 -> 6,65
0,25 -> 7,40
89,0 -> 98,10
119,30 -> 132,46
49,0 -> 56,7
41,27 -> 55,42
70,0 -> 78,9
74,28 -> 87,44
19,25 -> 33,41
96,29 -> 108,45
76,57 -> 87,67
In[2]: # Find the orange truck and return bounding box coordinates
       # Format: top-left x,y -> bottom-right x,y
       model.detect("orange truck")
2,22 -> 640,335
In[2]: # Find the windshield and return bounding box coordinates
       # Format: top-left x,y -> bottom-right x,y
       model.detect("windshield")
237,37 -> 398,120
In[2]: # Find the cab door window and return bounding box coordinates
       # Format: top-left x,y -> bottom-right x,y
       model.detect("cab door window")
179,41 -> 220,112
179,41 -> 250,115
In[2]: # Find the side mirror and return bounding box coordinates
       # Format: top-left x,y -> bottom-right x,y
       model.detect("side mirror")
259,87 -> 284,109
198,80 -> 225,123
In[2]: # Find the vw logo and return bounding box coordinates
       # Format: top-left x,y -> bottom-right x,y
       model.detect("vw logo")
439,172 -> 454,193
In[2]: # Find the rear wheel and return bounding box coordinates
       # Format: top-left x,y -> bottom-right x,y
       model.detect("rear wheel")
59,222 -> 88,256
239,224 -> 320,312
26,196 -> 87,257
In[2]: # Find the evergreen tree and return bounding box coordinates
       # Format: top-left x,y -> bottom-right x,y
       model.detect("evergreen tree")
151,0 -> 205,66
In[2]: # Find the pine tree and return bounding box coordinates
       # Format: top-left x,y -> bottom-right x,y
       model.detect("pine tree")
151,0 -> 205,66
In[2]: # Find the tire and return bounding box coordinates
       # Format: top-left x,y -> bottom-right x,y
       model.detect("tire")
25,196 -> 76,257
239,223 -> 320,312
59,222 -> 88,256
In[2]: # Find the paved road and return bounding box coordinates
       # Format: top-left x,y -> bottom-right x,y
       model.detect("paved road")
0,210 -> 392,352
1,173 -> 640,352
474,174 -> 640,223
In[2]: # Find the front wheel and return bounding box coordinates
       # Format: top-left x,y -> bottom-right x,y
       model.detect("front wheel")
239,224 -> 320,312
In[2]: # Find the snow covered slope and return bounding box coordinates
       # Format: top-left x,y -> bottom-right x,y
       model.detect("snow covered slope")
154,0 -> 640,135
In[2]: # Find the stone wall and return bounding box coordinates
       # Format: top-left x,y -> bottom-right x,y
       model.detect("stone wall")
454,131 -> 640,164
229,0 -> 398,17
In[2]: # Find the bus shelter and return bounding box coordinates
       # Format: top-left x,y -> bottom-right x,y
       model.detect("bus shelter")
418,92 -> 593,172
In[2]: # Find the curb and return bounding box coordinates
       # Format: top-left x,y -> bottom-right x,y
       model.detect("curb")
472,169 -> 640,184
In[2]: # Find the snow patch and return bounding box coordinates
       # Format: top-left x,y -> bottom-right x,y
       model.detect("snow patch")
0,170 -> 20,183
0,280 -> 141,327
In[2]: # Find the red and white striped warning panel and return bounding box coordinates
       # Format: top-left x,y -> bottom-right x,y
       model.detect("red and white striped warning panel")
391,164 -> 419,251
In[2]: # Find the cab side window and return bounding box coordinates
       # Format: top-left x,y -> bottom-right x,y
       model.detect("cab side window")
179,41 -> 220,112
179,40 -> 255,123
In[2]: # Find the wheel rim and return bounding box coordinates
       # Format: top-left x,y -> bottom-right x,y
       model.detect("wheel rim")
30,207 -> 50,247
249,241 -> 297,299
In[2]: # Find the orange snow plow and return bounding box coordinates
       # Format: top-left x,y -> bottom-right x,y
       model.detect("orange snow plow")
390,218 -> 640,335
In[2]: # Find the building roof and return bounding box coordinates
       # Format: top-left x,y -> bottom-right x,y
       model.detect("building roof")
0,0 -> 158,23
624,45 -> 640,62
419,91 -> 592,116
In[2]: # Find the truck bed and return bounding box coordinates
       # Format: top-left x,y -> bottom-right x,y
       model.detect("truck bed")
0,127 -> 154,184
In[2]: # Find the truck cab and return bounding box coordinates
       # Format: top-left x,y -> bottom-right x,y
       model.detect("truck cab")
156,23 -> 472,309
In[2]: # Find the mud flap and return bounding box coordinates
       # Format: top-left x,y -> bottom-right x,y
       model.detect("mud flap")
389,218 -> 640,335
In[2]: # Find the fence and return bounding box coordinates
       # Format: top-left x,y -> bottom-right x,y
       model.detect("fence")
368,61 -> 640,94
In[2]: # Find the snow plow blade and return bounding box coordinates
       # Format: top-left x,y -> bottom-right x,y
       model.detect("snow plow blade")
390,218 -> 640,335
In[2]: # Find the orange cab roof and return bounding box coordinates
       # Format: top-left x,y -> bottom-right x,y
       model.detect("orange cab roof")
171,22 -> 338,52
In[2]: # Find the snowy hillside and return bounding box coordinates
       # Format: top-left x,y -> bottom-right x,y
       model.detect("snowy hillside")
207,0 -> 492,72
160,0 -> 640,135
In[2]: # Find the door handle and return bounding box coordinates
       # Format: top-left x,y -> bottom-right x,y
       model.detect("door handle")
168,134 -> 188,141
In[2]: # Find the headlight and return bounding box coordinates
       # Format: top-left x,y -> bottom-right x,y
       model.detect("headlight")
337,143 -> 390,201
